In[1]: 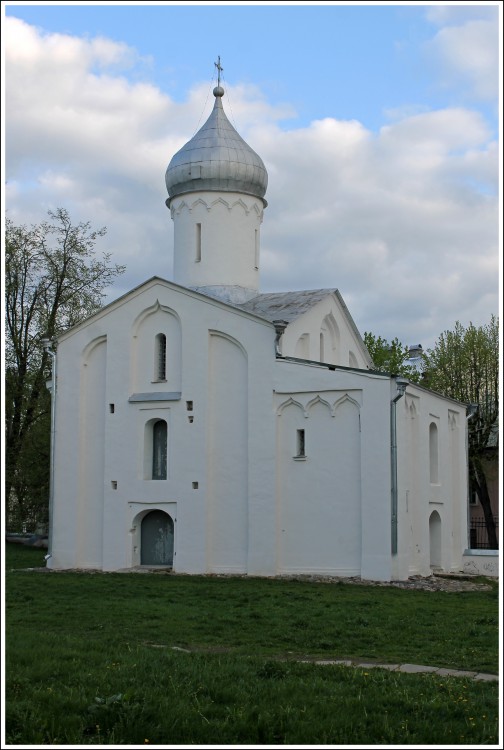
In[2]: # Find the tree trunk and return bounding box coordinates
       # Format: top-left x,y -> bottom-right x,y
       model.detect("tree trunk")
473,464 -> 498,550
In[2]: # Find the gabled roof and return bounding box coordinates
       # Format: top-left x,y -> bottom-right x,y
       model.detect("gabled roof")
235,288 -> 373,367
55,280 -> 370,369
55,275 -> 275,343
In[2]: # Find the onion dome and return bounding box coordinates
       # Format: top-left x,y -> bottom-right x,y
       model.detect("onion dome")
165,85 -> 268,206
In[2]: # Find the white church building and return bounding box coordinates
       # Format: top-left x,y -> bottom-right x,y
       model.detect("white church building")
47,80 -> 469,581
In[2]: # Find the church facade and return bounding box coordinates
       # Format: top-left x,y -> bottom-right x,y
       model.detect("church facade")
47,82 -> 469,581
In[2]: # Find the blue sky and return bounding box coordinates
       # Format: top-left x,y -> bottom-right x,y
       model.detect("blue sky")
4,2 -> 499,132
3,1 -> 501,348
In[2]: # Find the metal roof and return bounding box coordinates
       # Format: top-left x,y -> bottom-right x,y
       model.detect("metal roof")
236,289 -> 336,323
236,288 -> 374,368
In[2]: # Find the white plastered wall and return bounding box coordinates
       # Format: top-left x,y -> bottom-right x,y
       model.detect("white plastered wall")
49,278 -> 467,583
272,361 -> 392,581
393,383 -> 468,579
49,279 -> 277,574
170,192 -> 264,297
279,294 -> 370,369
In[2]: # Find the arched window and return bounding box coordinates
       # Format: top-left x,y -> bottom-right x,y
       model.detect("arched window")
429,422 -> 439,484
155,333 -> 167,381
152,420 -> 168,480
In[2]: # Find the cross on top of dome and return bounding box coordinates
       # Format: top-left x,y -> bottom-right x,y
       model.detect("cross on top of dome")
165,60 -> 268,206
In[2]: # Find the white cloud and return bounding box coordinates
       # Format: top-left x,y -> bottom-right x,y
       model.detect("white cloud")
424,16 -> 499,101
6,15 -> 137,69
425,5 -> 499,26
256,106 -> 498,346
4,17 -> 499,350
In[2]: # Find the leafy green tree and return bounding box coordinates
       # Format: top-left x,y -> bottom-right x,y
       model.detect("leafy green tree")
423,318 -> 499,549
363,332 -> 422,383
5,208 -> 125,530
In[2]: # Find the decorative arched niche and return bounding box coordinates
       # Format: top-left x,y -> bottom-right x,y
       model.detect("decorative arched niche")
306,395 -> 332,416
405,394 -> 419,420
276,397 -> 307,419
348,351 -> 359,368
332,393 -> 361,417
320,312 -> 340,364
295,333 -> 310,359
131,300 -> 182,391
82,334 -> 107,365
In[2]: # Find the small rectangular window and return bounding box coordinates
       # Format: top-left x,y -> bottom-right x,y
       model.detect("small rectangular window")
109,404 -> 115,413
186,401 -> 193,411
196,223 -> 202,262
111,481 -> 118,490
296,429 -> 306,458
192,482 -> 199,489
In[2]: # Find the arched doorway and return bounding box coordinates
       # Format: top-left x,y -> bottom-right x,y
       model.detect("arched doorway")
429,510 -> 442,570
141,510 -> 174,566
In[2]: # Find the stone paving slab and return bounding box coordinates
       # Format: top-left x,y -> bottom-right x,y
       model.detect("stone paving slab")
398,663 -> 441,673
436,668 -> 477,678
314,659 -> 353,666
297,658 -> 498,681
352,662 -> 494,679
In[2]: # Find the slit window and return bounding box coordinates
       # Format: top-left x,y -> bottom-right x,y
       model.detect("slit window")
254,229 -> 259,270
156,333 -> 167,381
296,429 -> 306,458
196,223 -> 202,262
429,422 -> 439,484
152,420 -> 168,480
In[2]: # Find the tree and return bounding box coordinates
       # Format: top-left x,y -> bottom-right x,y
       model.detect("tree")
363,332 -> 422,383
5,208 -> 126,530
422,318 -> 499,549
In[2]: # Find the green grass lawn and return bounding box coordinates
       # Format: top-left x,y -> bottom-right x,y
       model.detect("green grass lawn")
5,543 -> 500,745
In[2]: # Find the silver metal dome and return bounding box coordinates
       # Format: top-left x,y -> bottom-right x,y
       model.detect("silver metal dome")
165,86 -> 268,206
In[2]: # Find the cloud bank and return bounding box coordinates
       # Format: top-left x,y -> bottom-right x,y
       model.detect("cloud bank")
4,15 -> 499,349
